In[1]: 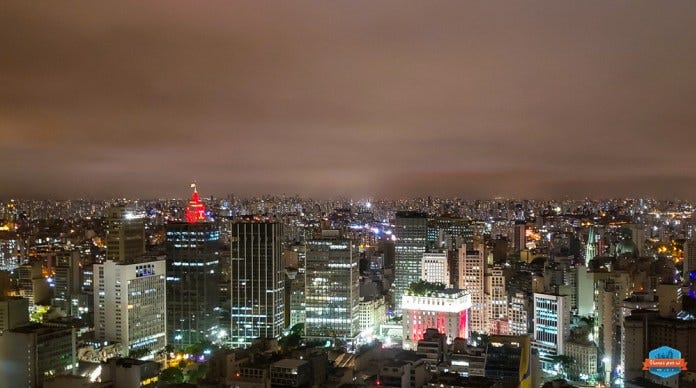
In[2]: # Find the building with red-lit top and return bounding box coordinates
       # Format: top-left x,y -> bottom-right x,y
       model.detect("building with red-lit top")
166,185 -> 221,346
185,184 -> 207,223
401,287 -> 471,350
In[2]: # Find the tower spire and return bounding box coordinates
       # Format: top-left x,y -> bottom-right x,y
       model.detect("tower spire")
185,183 -> 206,223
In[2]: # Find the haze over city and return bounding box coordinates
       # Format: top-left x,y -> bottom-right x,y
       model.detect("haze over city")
2,1 -> 696,199
6,2 -> 696,387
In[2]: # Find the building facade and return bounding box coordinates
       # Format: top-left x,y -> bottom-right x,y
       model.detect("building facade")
533,293 -> 570,372
358,296 -> 387,335
166,221 -> 221,346
0,323 -> 76,388
393,212 -> 427,314
486,265 -> 507,329
304,231 -> 360,342
460,246 -> 487,334
402,289 -> 471,350
421,252 -> 450,287
508,292 -> 530,336
94,258 -> 167,356
105,205 -> 145,263
230,219 -> 284,348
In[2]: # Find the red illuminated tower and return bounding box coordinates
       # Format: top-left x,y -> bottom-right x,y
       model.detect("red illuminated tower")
185,184 -> 206,223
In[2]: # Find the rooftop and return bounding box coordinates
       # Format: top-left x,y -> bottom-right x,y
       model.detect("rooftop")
272,358 -> 307,369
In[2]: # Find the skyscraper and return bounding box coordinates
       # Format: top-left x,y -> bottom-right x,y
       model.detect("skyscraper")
514,221 -> 526,252
166,226 -> 220,345
165,186 -> 221,346
106,205 -> 145,263
230,218 -> 284,348
304,230 -> 360,343
460,245 -> 487,334
393,212 -> 427,313
52,250 -> 81,317
585,227 -> 598,265
486,265 -> 507,333
94,257 -> 167,357
533,292 -> 570,372
0,229 -> 21,271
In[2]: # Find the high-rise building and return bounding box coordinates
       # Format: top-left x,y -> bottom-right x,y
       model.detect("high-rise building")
304,230 -> 360,342
106,205 -> 145,263
585,227 -> 598,265
486,265 -> 507,333
460,245 -> 487,334
17,262 -> 49,309
508,292 -> 530,336
94,257 -> 167,357
52,250 -> 81,317
286,248 -> 306,329
684,237 -> 696,283
0,323 -> 77,388
402,288 -> 471,350
533,293 -> 570,372
166,221 -> 221,346
165,188 -> 221,346
393,212 -> 427,313
230,218 -> 284,348
0,296 -> 29,331
576,265 -> 594,317
624,310 -> 696,386
485,335 -> 533,388
427,216 -> 474,252
0,229 -> 22,271
565,339 -> 598,382
514,222 -> 526,252
596,275 -> 631,376
421,252 -> 450,286
358,296 -> 387,335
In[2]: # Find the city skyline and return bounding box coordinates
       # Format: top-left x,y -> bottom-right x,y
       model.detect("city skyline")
3,2 -> 696,199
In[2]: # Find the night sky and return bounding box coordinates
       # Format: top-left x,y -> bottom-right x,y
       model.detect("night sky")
2,1 -> 696,199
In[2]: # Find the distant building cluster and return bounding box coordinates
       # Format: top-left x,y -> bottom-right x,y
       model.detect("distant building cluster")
1,194 -> 696,387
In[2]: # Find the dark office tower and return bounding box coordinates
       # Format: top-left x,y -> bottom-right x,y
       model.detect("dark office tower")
52,250 -> 81,317
230,218 -> 284,348
393,211 -> 427,314
304,230 -> 360,343
427,216 -> 474,252
166,187 -> 221,346
513,221 -> 526,253
106,205 -> 145,262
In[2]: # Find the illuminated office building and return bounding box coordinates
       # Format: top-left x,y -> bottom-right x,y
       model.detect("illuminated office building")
486,265 -> 507,334
0,229 -> 22,271
421,252 -> 450,287
393,212 -> 427,313
460,245 -> 487,334
533,293 -> 570,372
508,292 -> 530,336
402,288 -> 471,350
51,251 -> 81,317
165,184 -> 221,346
106,205 -> 145,263
304,230 -> 359,342
0,323 -> 77,388
230,218 -> 284,348
94,257 -> 166,357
